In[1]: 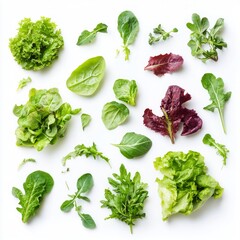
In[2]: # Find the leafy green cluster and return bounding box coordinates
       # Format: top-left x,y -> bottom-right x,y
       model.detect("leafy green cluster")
101,164 -> 148,233
148,24 -> 178,45
13,88 -> 80,151
186,13 -> 227,62
62,142 -> 110,166
12,171 -> 54,223
154,151 -> 223,220
9,17 -> 64,71
203,134 -> 229,165
60,173 -> 96,229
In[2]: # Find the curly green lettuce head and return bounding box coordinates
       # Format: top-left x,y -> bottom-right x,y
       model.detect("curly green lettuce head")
9,17 -> 64,71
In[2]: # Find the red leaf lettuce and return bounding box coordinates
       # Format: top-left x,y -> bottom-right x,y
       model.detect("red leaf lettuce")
144,53 -> 183,76
143,85 -> 202,143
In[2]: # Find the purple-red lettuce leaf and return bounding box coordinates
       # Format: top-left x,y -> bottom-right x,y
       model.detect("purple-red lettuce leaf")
144,53 -> 183,76
143,85 -> 202,143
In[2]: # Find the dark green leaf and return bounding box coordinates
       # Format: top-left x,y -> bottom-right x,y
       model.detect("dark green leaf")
79,213 -> 96,229
113,132 -> 152,159
60,200 -> 74,212
77,173 -> 93,194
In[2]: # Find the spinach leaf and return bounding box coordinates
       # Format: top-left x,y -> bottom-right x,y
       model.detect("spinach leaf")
60,173 -> 96,229
113,132 -> 152,159
12,170 -> 54,223
113,79 -> 138,106
117,10 -> 139,60
101,164 -> 148,233
77,23 -> 108,45
81,113 -> 91,130
66,56 -> 106,96
201,73 -> 231,133
102,101 -> 129,130
202,133 -> 229,165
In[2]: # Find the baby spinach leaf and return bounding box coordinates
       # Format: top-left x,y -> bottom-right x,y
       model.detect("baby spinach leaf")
113,132 -> 152,159
102,101 -> 129,130
77,23 -> 108,45
12,170 -> 54,223
66,56 -> 106,96
201,73 -> 231,133
81,113 -> 91,130
202,133 -> 229,165
113,79 -> 138,106
60,173 -> 96,229
117,10 -> 139,60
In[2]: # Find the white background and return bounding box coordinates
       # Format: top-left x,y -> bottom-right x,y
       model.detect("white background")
0,0 -> 239,239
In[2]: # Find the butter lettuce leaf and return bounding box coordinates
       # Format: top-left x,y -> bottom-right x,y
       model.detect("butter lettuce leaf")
154,150 -> 223,220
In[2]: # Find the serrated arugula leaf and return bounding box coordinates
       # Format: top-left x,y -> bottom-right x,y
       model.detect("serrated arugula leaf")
12,170 -> 54,223
101,164 -> 148,233
201,73 -> 231,133
202,133 -> 229,165
77,23 -> 108,45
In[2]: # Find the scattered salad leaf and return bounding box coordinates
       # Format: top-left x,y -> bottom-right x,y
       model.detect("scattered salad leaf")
186,13 -> 227,62
13,88 -> 80,151
17,77 -> 32,91
143,85 -> 202,143
101,164 -> 148,233
201,73 -> 231,133
148,24 -> 178,45
113,132 -> 152,159
102,101 -> 129,130
18,158 -> 36,169
60,173 -> 96,229
202,133 -> 229,165
113,79 -> 138,106
62,142 -> 110,166
66,56 -> 106,96
77,23 -> 108,45
117,10 -> 139,60
9,17 -> 64,70
12,170 -> 54,223
81,113 -> 91,130
154,151 -> 223,220
144,53 -> 183,76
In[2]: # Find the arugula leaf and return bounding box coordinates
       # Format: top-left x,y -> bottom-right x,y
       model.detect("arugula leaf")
154,151 -> 223,220
186,13 -> 227,62
62,142 -> 110,166
202,133 -> 229,165
60,173 -> 96,229
13,88 -> 80,151
102,101 -> 129,130
66,56 -> 106,96
117,10 -> 139,60
113,132 -> 152,159
201,73 -> 231,133
77,23 -> 108,45
9,17 -> 64,70
113,79 -> 138,106
17,77 -> 32,91
81,113 -> 91,130
18,158 -> 36,169
144,53 -> 183,76
12,170 -> 54,223
101,164 -> 148,233
148,24 -> 178,45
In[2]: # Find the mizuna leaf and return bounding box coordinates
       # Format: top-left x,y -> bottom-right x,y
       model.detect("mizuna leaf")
144,53 -> 183,76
